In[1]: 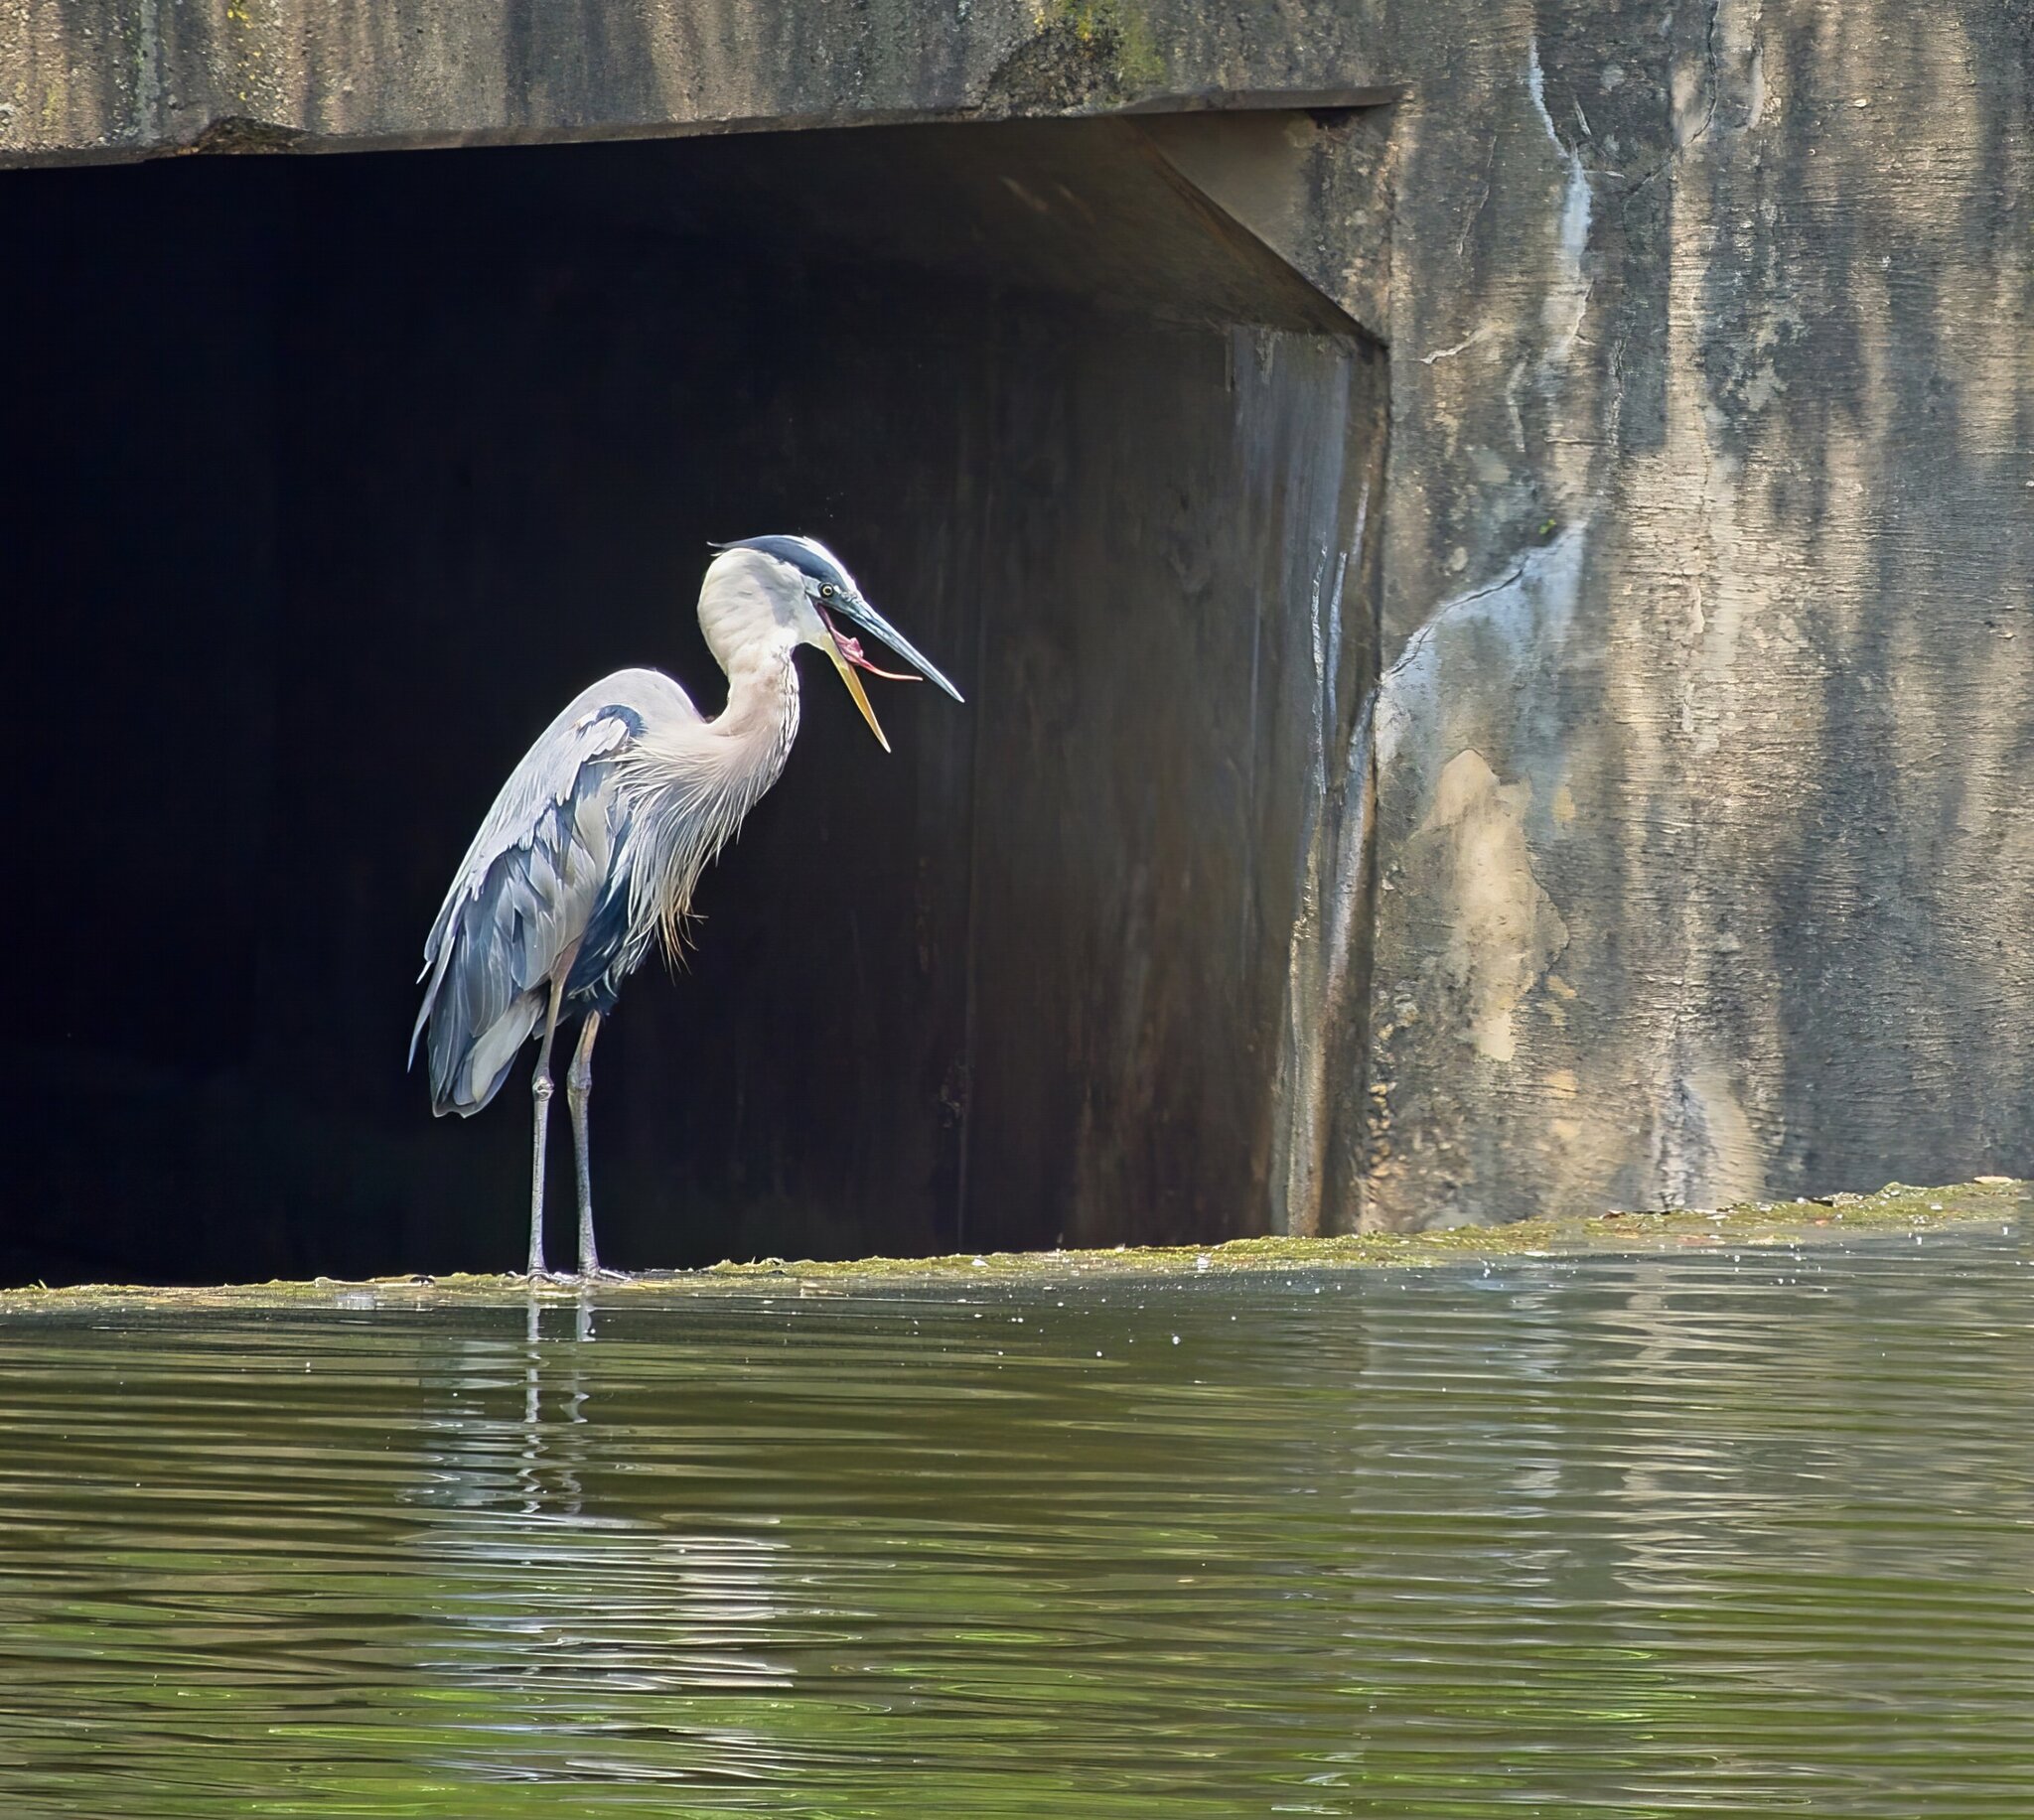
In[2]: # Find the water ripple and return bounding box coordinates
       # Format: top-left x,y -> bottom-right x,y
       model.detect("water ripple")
2,1235 -> 2030,1815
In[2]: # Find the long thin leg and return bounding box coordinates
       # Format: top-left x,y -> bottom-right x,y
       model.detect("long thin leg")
526,970 -> 569,1279
566,1010 -> 619,1278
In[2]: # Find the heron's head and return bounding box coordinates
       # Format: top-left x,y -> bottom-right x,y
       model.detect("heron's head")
708,534 -> 964,752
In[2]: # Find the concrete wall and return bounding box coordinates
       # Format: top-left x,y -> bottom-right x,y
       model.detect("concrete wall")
1368,1 -> 2033,1225
6,0 -> 2029,1245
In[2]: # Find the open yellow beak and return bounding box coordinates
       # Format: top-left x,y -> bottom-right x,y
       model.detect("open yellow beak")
826,639 -> 891,752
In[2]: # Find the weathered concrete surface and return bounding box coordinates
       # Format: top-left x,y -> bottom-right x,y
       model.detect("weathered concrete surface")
0,1 -> 1386,164
1368,0 -> 2034,1225
6,0 -> 2030,1246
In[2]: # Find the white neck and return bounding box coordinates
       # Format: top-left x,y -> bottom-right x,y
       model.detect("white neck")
617,629 -> 801,973
710,630 -> 801,774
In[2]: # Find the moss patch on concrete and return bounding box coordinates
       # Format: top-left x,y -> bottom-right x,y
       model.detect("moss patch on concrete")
982,2 -> 1165,111
3,1180 -> 2023,1316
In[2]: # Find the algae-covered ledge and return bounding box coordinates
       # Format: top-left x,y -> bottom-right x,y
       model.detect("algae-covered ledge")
5,1180 -> 2023,1316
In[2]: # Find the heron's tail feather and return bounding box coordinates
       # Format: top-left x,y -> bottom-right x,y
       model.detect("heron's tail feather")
415,903 -> 549,1117
438,995 -> 542,1116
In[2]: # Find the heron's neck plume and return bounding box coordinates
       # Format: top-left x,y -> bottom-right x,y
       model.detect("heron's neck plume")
616,576 -> 803,965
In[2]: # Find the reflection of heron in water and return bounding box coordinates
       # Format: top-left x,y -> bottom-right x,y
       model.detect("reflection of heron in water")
404,1300 -> 800,1737
410,537 -> 963,1280
516,1296 -> 592,1501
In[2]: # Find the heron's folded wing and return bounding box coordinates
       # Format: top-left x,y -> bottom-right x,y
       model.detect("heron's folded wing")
409,670 -> 696,1112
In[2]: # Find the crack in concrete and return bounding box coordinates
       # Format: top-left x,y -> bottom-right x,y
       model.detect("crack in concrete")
1690,0 -> 1725,150
1623,0 -> 1730,208
1419,327 -> 1490,364
1456,131 -> 1499,261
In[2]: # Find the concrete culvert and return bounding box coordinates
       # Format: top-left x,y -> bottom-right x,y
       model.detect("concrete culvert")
2,116 -> 1382,1287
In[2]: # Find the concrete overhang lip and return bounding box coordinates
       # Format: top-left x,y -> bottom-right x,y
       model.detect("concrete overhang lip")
1111,85 -> 1403,115
3,85 -> 1404,174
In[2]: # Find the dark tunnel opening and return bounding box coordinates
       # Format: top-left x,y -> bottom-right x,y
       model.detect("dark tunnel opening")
2,119 -> 1383,1287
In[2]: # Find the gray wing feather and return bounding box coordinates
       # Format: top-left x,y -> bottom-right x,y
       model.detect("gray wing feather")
411,668 -> 698,1116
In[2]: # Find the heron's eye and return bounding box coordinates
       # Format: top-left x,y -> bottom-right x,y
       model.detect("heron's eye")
819,583 -> 836,599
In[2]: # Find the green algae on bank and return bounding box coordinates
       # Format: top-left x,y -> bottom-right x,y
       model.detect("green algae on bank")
3,1179 -> 2024,1315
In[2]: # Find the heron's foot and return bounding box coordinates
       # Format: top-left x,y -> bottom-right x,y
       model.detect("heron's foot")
519,1267 -> 577,1287
577,1264 -> 632,1285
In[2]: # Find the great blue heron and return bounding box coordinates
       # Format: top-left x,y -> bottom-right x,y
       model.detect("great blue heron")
410,536 -> 962,1280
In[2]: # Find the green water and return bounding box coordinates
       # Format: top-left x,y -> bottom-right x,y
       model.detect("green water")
3,1234 -> 2032,1816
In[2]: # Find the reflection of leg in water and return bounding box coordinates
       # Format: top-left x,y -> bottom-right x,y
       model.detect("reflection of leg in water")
515,1298 -> 596,1516
518,1297 -> 543,1514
